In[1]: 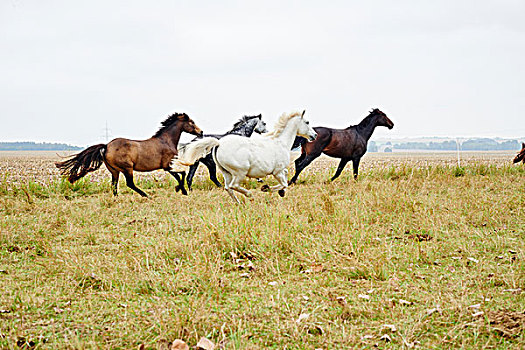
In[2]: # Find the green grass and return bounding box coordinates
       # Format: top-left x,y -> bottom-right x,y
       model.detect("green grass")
0,164 -> 524,349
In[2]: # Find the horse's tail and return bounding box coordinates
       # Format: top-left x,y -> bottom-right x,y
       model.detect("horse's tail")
291,136 -> 307,151
55,144 -> 106,183
171,137 -> 220,171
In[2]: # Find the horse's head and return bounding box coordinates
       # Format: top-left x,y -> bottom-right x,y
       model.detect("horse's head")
371,109 -> 394,129
253,114 -> 268,134
182,114 -> 204,137
513,143 -> 525,164
296,110 -> 317,141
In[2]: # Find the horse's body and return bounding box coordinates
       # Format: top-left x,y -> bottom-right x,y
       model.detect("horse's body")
55,113 -> 203,197
514,143 -> 525,164
172,111 -> 317,203
289,109 -> 394,184
175,115 -> 267,192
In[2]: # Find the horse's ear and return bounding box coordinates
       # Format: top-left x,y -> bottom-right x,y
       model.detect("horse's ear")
258,114 -> 262,119
301,110 -> 306,118
522,142 -> 525,148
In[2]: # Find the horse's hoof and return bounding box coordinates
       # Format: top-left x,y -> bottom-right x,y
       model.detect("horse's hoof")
278,189 -> 285,197
261,184 -> 270,192
175,186 -> 180,192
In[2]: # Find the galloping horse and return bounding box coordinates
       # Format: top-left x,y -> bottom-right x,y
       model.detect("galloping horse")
55,113 -> 203,197
175,114 -> 267,193
172,111 -> 317,203
514,143 -> 525,164
289,108 -> 394,184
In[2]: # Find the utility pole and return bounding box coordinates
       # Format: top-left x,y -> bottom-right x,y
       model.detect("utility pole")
102,121 -> 112,143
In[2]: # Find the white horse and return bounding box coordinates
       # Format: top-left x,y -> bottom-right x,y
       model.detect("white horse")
171,110 -> 317,202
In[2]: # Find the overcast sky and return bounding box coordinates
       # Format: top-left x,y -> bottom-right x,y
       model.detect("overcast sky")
1,0 -> 524,146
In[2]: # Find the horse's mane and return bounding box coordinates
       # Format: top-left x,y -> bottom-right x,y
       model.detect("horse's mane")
231,114 -> 261,130
347,108 -> 382,129
153,113 -> 189,137
264,111 -> 303,138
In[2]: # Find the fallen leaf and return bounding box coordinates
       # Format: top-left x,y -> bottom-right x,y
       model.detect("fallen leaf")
196,337 -> 215,350
472,311 -> 484,317
467,257 -> 479,264
268,281 -> 278,286
399,299 -> 413,306
239,273 -> 250,278
382,324 -> 397,332
361,335 -> 374,341
468,303 -> 481,309
426,307 -> 441,316
296,313 -> 310,323
502,288 -> 522,294
171,339 -> 189,350
358,294 -> 371,300
380,334 -> 392,342
0,310 -> 10,314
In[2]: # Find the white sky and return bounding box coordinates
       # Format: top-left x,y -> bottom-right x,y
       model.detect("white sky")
1,0 -> 524,146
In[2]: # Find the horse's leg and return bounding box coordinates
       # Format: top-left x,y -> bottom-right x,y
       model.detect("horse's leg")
221,171 -> 239,203
168,171 -> 188,195
179,172 -> 188,195
289,151 -> 322,184
352,157 -> 361,180
201,156 -> 222,188
230,176 -> 252,198
288,152 -> 306,185
123,170 -> 148,197
270,170 -> 289,197
331,158 -> 350,181
186,161 -> 200,191
109,169 -> 119,196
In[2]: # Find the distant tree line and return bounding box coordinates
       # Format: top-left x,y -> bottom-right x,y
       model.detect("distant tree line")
390,138 -> 520,151
0,142 -> 82,151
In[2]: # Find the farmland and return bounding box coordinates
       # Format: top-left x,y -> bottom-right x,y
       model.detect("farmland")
0,151 -> 524,349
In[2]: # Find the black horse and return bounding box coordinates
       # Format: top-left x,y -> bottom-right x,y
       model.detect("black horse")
173,115 -> 267,193
289,109 -> 394,184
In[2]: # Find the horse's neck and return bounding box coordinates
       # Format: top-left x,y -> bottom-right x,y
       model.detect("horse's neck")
276,118 -> 300,150
229,120 -> 256,137
160,124 -> 183,148
356,115 -> 379,141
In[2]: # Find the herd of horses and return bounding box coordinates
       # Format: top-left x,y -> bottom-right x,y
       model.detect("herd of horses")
55,109 -> 523,202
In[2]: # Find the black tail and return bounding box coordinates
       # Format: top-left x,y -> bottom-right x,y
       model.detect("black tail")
291,136 -> 307,151
55,144 -> 106,183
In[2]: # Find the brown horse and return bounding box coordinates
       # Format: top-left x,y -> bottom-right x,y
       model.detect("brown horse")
514,143 -> 525,164
289,108 -> 394,184
55,113 -> 203,197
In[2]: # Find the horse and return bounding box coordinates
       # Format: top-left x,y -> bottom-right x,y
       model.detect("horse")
55,113 -> 203,197
174,114 -> 268,193
171,110 -> 317,203
289,108 -> 394,184
514,143 -> 525,164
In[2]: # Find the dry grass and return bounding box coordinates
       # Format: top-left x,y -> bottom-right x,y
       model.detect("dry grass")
0,151 -> 524,349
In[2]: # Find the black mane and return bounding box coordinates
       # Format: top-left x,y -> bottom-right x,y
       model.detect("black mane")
153,113 -> 189,137
231,114 -> 261,130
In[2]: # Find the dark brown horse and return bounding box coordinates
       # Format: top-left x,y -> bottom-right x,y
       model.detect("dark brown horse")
55,113 -> 203,197
289,108 -> 394,184
514,143 -> 525,164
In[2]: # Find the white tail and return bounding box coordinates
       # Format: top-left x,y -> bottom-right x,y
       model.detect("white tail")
170,137 -> 220,172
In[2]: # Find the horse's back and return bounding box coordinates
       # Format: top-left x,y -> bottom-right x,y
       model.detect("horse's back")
321,128 -> 365,159
215,134 -> 288,178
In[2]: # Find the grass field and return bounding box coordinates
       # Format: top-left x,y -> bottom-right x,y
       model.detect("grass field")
0,151 -> 524,349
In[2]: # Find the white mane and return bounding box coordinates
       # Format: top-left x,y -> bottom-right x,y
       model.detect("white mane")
263,111 -> 303,139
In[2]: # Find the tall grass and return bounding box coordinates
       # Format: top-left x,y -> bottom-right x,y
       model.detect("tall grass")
0,163 -> 524,349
